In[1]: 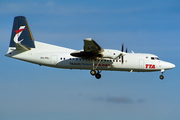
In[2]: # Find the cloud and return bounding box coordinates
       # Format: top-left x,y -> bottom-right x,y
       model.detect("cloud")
107,97 -> 133,104
93,96 -> 145,104
137,99 -> 145,103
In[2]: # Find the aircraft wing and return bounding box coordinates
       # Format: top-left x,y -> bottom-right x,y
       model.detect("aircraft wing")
83,38 -> 104,53
70,38 -> 104,58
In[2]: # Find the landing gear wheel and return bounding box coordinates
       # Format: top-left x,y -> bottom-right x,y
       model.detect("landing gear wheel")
159,75 -> 164,80
90,70 -> 96,76
95,73 -> 101,79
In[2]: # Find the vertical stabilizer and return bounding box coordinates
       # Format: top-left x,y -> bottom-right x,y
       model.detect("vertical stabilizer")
9,16 -> 35,51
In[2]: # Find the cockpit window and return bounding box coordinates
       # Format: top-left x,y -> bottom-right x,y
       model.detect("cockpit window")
156,57 -> 160,60
151,57 -> 160,60
151,57 -> 155,60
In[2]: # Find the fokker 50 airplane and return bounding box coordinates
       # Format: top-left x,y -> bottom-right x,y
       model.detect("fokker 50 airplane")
5,16 -> 175,80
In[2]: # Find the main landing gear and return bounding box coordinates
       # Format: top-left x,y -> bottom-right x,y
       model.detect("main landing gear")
90,70 -> 102,79
90,59 -> 102,79
159,69 -> 165,80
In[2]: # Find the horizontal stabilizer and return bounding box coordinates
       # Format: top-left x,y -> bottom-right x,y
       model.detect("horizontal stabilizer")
15,43 -> 31,51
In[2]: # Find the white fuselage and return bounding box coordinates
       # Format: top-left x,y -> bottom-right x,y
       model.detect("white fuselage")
6,41 -> 175,72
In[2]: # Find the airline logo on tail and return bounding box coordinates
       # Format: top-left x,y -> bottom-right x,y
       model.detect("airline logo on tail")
13,26 -> 26,43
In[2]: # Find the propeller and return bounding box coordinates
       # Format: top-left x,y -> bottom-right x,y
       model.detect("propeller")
120,44 -> 128,64
114,44 -> 128,62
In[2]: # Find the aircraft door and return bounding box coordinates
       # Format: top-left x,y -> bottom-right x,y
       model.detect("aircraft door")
51,55 -> 58,65
139,59 -> 144,69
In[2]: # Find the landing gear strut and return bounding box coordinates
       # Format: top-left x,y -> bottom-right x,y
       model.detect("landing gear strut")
159,69 -> 165,80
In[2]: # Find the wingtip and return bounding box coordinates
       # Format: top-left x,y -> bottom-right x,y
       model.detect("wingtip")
84,38 -> 93,41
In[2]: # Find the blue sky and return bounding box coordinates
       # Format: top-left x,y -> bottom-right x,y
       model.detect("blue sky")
0,0 -> 180,120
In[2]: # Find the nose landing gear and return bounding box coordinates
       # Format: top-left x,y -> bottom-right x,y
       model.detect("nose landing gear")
159,69 -> 165,80
159,74 -> 164,80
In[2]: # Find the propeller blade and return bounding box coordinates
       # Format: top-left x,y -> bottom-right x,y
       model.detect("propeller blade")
120,44 -> 127,64
121,44 -> 124,52
122,56 -> 124,64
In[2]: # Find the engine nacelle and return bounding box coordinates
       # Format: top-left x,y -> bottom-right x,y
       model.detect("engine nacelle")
101,50 -> 120,59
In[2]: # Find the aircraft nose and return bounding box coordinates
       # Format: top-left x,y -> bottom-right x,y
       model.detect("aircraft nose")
161,61 -> 175,69
166,62 -> 175,69
171,63 -> 175,68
